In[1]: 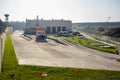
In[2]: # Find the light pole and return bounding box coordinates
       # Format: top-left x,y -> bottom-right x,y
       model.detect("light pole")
106,17 -> 111,46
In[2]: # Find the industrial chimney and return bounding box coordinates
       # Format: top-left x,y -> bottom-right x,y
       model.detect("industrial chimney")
36,15 -> 39,27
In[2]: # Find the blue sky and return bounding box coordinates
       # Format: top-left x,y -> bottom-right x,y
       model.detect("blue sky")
0,0 -> 120,22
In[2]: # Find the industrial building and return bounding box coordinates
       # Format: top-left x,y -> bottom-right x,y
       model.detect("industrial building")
25,16 -> 72,34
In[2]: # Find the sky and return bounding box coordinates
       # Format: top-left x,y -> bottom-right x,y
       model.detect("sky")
0,0 -> 120,22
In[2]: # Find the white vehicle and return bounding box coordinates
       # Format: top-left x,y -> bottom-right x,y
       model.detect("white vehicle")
36,27 -> 47,42
77,34 -> 84,38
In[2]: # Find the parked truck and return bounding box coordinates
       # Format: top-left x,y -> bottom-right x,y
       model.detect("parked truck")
35,27 -> 47,42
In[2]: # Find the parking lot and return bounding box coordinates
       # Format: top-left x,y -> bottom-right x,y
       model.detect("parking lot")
12,31 -> 120,71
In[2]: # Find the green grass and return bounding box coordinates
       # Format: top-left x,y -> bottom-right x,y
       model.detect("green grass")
0,35 -> 120,80
117,58 -> 120,62
63,36 -> 116,53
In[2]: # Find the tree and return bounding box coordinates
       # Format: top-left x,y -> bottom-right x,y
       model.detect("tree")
95,26 -> 105,32
104,27 -> 120,37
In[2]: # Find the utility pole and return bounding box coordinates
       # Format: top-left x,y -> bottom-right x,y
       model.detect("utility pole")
106,17 -> 111,23
106,17 -> 111,45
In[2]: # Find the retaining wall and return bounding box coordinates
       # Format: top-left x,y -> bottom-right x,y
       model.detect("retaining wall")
0,33 -> 6,73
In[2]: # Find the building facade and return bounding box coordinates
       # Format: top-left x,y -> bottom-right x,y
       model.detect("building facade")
25,18 -> 72,34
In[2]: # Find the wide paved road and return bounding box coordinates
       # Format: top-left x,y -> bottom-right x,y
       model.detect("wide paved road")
12,31 -> 120,71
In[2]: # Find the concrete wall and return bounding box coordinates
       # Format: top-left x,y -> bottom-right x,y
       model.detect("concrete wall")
0,33 -> 6,73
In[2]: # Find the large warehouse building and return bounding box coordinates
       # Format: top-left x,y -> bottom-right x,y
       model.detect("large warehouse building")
25,16 -> 72,34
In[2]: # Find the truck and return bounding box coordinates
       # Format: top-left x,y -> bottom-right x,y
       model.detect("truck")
35,27 -> 47,42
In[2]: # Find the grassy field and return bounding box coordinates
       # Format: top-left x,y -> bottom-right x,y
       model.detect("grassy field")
0,35 -> 120,80
117,58 -> 120,62
61,36 -> 116,53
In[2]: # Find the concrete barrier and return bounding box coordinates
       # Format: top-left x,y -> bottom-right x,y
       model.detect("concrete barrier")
0,33 -> 6,73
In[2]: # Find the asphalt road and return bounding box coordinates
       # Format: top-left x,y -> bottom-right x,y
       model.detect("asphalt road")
12,31 -> 120,71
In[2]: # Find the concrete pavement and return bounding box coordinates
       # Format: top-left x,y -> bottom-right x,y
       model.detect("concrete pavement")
12,31 -> 120,71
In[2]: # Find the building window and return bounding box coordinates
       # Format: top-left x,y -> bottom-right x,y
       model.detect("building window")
57,26 -> 61,32
62,26 -> 66,31
46,26 -> 51,34
52,27 -> 56,34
